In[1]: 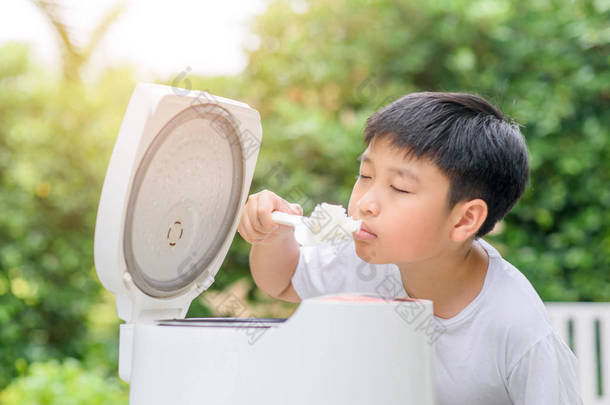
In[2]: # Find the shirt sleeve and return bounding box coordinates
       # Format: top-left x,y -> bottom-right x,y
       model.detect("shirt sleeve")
290,240 -> 352,300
506,330 -> 583,405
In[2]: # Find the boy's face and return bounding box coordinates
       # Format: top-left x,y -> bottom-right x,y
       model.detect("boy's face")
348,136 -> 456,265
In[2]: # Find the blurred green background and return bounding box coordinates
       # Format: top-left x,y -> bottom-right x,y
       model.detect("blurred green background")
0,0 -> 608,402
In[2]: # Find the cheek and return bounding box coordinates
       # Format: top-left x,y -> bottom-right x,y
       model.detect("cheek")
386,200 -> 444,244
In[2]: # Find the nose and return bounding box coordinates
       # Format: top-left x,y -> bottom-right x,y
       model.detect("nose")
357,189 -> 380,217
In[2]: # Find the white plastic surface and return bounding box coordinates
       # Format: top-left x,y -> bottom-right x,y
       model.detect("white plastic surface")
128,294 -> 436,405
119,323 -> 135,382
94,83 -> 262,323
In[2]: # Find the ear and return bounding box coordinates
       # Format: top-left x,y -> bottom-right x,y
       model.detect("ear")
449,199 -> 488,242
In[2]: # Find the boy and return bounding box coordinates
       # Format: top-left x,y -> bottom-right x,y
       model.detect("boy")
237,92 -> 582,404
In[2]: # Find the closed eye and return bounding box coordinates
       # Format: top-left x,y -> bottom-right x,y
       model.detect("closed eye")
391,186 -> 410,194
357,175 -> 410,194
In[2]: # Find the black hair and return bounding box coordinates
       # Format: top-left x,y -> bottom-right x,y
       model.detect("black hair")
363,92 -> 530,238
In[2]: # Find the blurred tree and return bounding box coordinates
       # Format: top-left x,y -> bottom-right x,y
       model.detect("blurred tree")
0,358 -> 128,404
31,0 -> 126,80
0,42 -> 134,388
0,0 -> 127,389
238,0 -> 610,301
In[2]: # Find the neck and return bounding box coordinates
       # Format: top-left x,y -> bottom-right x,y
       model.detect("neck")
397,239 -> 489,319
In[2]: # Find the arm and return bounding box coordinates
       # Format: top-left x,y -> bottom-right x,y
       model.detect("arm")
249,231 -> 301,303
237,189 -> 303,303
237,190 -> 351,302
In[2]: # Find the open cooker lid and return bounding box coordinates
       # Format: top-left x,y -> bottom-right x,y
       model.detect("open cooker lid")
94,83 -> 261,322
124,101 -> 244,298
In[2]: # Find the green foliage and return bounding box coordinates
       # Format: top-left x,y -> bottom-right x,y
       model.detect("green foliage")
0,358 -> 128,404
239,0 -> 610,301
0,42 -> 134,387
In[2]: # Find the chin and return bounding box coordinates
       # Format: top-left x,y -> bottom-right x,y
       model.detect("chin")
354,243 -> 384,264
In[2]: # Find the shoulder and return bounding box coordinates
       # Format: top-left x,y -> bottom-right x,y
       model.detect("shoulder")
505,330 -> 581,403
481,250 -> 582,403
476,239 -> 556,363
478,238 -> 550,324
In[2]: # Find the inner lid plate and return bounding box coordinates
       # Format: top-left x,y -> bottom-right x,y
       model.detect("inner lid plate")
124,104 -> 244,298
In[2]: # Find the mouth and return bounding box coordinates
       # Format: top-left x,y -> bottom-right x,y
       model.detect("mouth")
353,222 -> 377,240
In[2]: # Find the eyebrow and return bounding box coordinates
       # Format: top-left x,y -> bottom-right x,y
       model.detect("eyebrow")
357,153 -> 420,183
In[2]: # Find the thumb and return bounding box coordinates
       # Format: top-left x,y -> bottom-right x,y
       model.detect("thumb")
274,195 -> 300,215
289,203 -> 303,216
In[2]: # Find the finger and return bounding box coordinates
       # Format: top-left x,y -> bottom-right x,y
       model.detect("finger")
271,193 -> 300,215
237,211 -> 250,242
245,193 -> 264,233
237,210 -> 249,241
289,203 -> 303,216
249,194 -> 270,234
241,209 -> 265,243
257,193 -> 281,233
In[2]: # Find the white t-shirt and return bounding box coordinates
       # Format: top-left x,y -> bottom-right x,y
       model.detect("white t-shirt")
291,237 -> 582,405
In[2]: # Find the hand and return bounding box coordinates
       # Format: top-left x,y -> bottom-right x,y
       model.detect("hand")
237,189 -> 303,246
